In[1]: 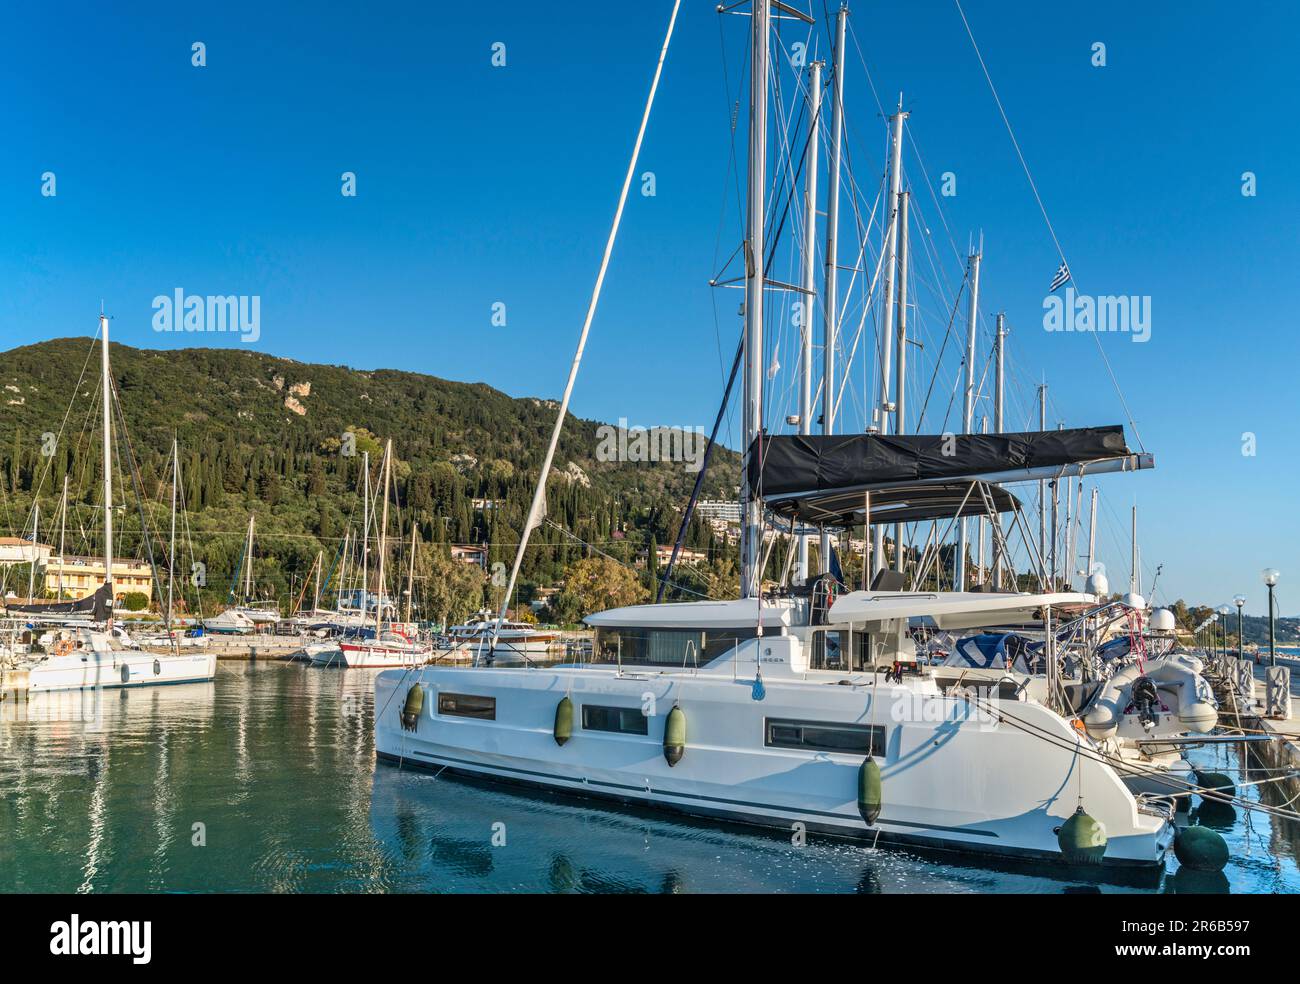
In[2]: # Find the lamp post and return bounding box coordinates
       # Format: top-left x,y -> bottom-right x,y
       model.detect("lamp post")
1263,569 -> 1281,667
1211,613 -> 1220,661
1234,594 -> 1246,662
1218,605 -> 1232,662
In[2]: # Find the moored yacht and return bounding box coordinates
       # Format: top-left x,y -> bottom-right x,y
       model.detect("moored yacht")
446,610 -> 557,664
376,586 -> 1175,866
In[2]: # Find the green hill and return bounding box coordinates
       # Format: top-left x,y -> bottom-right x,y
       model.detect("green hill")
0,337 -> 741,617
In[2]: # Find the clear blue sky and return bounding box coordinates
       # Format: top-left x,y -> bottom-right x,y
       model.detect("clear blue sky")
3,1 -> 1297,613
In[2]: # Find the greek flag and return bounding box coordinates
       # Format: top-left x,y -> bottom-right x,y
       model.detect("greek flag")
1049,261 -> 1071,292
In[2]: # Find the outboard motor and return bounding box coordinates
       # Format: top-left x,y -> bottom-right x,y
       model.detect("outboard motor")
1128,675 -> 1161,731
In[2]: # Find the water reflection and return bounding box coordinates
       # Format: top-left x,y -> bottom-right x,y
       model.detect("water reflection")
0,663 -> 1296,893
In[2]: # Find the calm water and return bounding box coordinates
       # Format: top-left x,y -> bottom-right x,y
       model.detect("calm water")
1,661 -> 1297,894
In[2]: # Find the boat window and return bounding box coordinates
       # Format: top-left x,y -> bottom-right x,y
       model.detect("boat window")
764,718 -> 884,756
581,704 -> 650,736
437,692 -> 496,720
591,626 -> 757,668
809,629 -> 871,672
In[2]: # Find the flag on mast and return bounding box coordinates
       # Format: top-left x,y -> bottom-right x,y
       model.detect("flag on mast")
1049,261 -> 1071,292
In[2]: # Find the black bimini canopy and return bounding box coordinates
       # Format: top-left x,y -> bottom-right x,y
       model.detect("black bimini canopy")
767,481 -> 1021,528
750,426 -> 1139,500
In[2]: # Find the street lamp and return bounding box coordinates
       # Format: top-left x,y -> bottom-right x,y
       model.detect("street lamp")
1210,612 -> 1220,661
1234,594 -> 1246,662
1218,605 -> 1232,661
1262,569 -> 1281,667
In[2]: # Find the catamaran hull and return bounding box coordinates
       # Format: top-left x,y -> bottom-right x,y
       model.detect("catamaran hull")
374,667 -> 1173,868
25,651 -> 217,692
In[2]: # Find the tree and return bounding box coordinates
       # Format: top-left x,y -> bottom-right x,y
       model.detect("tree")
122,591 -> 150,612
553,556 -> 647,621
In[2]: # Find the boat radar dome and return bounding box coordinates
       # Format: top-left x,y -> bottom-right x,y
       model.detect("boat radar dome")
1149,608 -> 1176,634
1121,592 -> 1146,611
1085,570 -> 1109,596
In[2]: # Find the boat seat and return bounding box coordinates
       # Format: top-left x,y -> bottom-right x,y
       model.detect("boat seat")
1061,681 -> 1102,716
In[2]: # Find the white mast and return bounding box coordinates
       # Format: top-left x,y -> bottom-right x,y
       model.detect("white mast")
375,439 -> 392,634
57,475 -> 68,600
739,0 -> 771,600
405,525 -> 417,625
892,189 -> 910,572
820,3 -> 847,576
991,314 -> 1006,587
27,502 -> 38,602
878,99 -> 907,434
167,437 -> 178,630
244,513 -> 255,602
1130,504 -> 1138,595
956,249 -> 981,590
796,58 -> 822,585
1037,383 -> 1048,585
100,313 -> 114,622
361,450 -> 370,618
1086,486 -> 1098,580
873,99 -> 907,577
313,550 -> 323,613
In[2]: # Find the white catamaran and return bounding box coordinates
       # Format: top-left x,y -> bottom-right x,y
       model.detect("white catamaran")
374,1 -> 1182,869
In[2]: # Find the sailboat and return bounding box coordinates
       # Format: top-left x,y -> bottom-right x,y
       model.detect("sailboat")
204,514 -> 281,633
373,1 -> 1185,869
16,316 -> 216,692
336,439 -> 430,668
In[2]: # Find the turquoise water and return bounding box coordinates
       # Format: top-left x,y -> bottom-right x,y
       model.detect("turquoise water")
0,661 -> 1296,893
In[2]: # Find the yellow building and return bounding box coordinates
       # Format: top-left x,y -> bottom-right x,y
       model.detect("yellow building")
43,556 -> 154,605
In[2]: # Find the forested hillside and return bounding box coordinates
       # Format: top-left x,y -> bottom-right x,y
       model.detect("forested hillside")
0,338 -> 742,621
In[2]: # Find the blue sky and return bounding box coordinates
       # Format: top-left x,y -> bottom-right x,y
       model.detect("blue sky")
2,1 -> 1297,613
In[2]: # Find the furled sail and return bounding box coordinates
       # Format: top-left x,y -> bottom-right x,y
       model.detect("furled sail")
4,582 -> 112,621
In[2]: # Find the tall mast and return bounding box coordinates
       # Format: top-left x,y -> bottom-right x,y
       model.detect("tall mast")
956,250 -> 981,590
1130,504 -> 1138,595
873,99 -> 907,577
375,439 -> 392,633
361,450 -> 370,618
27,502 -> 38,602
167,437 -> 178,629
820,3 -> 847,576
892,190 -> 910,572
796,58 -> 822,586
739,0 -> 771,600
57,475 -> 67,600
405,525 -> 417,624
244,513 -> 255,602
1037,383 -> 1048,585
1086,487 -> 1098,581
337,530 -> 350,613
100,313 -> 113,622
991,314 -> 1006,587
313,550 -> 323,613
878,99 -> 907,434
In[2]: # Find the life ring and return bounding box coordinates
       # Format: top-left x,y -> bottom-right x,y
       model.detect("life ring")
52,639 -> 74,657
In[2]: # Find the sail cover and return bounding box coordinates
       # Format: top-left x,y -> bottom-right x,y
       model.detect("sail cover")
767,481 -> 1020,527
749,426 -> 1133,498
4,582 -> 112,621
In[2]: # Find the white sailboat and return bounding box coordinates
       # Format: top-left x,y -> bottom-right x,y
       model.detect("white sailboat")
373,1 -> 1180,869
21,315 -> 216,692
204,514 -> 281,632
336,439 -> 431,668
